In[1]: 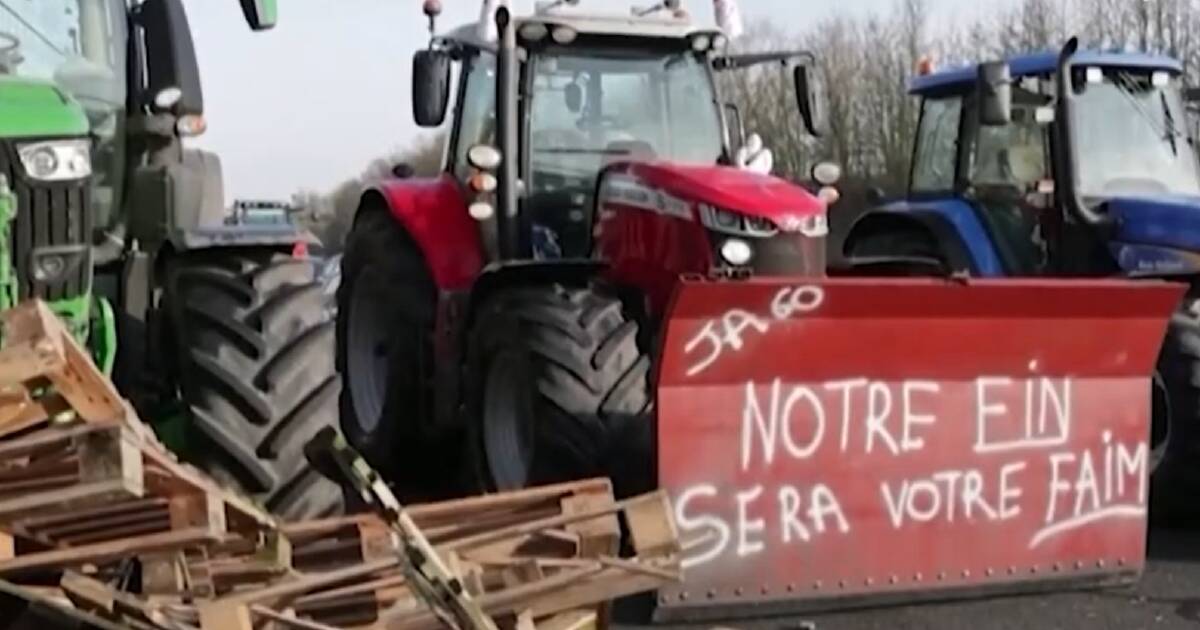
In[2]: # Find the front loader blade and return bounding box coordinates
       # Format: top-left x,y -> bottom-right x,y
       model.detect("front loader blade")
654,277 -> 1183,621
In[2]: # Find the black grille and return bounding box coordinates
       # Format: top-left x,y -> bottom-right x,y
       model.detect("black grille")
0,140 -> 92,302
753,233 -> 826,276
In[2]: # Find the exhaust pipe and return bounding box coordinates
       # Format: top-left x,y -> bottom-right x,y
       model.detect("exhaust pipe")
494,6 -> 520,260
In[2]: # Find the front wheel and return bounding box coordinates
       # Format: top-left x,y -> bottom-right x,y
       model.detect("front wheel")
464,286 -> 654,498
1151,296 -> 1200,522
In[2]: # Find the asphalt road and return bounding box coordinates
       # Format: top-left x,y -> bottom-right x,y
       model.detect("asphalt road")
615,527 -> 1200,630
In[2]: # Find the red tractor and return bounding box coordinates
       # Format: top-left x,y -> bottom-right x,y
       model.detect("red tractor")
337,1 -> 829,500
337,0 -> 1182,618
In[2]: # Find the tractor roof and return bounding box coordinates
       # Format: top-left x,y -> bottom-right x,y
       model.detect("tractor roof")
439,9 -> 721,52
910,50 -> 1184,95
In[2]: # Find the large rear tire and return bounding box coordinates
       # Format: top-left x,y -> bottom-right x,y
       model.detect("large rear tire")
335,207 -> 460,502
166,250 -> 344,521
464,285 -> 653,498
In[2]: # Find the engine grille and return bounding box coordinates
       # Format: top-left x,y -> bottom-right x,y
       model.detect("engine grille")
0,140 -> 92,302
752,232 -> 826,277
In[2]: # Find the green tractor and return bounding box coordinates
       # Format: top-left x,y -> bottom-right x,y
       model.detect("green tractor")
0,0 -> 342,520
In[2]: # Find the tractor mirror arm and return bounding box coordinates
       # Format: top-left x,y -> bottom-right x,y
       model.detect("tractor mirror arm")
713,50 -> 815,71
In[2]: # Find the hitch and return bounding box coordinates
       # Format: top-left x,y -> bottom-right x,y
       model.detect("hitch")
303,427 -> 500,630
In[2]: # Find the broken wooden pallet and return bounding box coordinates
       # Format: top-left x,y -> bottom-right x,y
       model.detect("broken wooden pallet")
0,300 -> 277,578
0,480 -> 681,630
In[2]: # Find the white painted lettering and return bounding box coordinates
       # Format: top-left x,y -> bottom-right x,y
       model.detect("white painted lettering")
675,485 -> 731,570
779,486 -> 811,543
865,382 -> 899,455
808,484 -> 851,534
999,461 -> 1026,519
902,381 -> 940,452
736,485 -> 766,557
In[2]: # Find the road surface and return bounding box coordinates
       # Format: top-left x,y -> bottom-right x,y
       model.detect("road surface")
616,527 -> 1200,630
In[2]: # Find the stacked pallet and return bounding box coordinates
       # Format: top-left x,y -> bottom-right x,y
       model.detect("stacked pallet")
0,300 -> 682,630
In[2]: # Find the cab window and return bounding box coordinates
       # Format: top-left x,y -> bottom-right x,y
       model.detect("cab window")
911,96 -> 962,193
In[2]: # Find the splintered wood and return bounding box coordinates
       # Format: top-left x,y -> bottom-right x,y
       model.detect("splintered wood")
0,301 -> 682,630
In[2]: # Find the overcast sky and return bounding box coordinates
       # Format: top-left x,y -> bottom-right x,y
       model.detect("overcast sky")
186,0 -> 991,202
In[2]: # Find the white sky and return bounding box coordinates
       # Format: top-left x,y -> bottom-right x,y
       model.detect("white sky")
187,0 -> 993,201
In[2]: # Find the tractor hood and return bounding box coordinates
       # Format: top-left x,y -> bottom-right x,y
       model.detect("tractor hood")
0,77 -> 88,139
1106,195 -> 1200,252
614,161 -> 826,227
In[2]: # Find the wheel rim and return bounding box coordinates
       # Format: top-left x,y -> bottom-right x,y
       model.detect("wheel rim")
347,270 -> 391,435
483,351 -> 535,490
1151,370 -> 1172,473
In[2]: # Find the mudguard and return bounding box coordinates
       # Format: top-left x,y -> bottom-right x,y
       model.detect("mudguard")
370,174 -> 483,291
654,277 -> 1183,620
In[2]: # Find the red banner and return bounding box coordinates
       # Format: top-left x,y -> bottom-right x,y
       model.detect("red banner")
655,278 -> 1183,617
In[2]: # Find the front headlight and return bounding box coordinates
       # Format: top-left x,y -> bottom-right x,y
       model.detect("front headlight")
699,204 -> 779,238
17,140 -> 92,182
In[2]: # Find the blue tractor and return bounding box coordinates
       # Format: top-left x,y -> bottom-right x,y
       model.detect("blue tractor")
842,39 -> 1200,516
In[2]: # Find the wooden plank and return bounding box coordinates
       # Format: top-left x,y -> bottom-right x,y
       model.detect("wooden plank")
219,557 -> 398,606
198,600 -> 254,630
0,302 -> 67,387
0,526 -> 221,575
536,609 -> 597,630
621,491 -> 680,558
560,494 -> 619,559
251,604 -> 346,630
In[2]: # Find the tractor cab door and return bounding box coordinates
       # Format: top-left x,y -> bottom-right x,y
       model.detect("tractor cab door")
962,81 -> 1059,276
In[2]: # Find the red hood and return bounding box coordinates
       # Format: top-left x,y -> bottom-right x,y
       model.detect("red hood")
614,161 -> 827,225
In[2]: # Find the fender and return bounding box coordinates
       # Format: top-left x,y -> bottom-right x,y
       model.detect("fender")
843,207 -> 979,274
366,173 -> 484,291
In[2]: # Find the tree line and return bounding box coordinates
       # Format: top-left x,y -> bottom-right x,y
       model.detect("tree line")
295,0 -> 1200,253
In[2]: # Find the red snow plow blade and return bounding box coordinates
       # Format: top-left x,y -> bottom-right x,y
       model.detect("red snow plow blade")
655,277 -> 1183,621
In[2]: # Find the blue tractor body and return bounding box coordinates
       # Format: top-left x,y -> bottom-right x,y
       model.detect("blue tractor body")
842,42 -> 1200,516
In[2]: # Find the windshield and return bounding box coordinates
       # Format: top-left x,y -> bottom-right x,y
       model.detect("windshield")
528,46 -> 723,184
1073,69 -> 1200,198
0,0 -> 127,109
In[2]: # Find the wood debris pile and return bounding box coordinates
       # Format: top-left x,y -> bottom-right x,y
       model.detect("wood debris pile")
0,301 -> 682,630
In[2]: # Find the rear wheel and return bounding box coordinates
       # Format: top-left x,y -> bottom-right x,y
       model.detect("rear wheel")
165,250 -> 344,521
464,285 -> 653,498
335,207 -> 459,502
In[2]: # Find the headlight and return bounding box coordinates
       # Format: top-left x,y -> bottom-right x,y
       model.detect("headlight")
18,140 -> 91,182
699,204 -> 778,238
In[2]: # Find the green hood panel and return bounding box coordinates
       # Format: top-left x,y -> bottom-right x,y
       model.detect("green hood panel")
0,77 -> 89,138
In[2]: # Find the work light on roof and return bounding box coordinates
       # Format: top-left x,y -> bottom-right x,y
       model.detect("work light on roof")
519,22 -> 549,42
552,25 -> 577,44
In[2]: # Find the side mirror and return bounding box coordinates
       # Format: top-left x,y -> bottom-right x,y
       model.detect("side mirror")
392,163 -> 415,179
794,65 -> 827,137
413,49 -> 452,128
239,0 -> 278,31
138,0 -> 204,116
977,61 -> 1012,127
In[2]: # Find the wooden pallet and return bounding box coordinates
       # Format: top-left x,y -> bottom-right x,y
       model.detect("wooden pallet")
0,300 -> 683,629
0,301 -> 277,577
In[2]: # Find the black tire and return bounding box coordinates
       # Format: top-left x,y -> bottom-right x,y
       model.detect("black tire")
1150,295 -> 1200,523
165,250 -> 345,521
335,207 -> 460,502
464,285 -> 654,499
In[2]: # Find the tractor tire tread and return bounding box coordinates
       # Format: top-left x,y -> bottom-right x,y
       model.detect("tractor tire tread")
169,251 -> 344,521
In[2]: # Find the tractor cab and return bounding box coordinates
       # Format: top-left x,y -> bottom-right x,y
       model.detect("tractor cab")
855,45 -> 1200,278
412,0 -> 828,271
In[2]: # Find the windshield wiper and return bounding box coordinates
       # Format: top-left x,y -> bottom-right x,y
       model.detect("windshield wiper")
1114,71 -> 1180,155
1161,91 -> 1180,156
